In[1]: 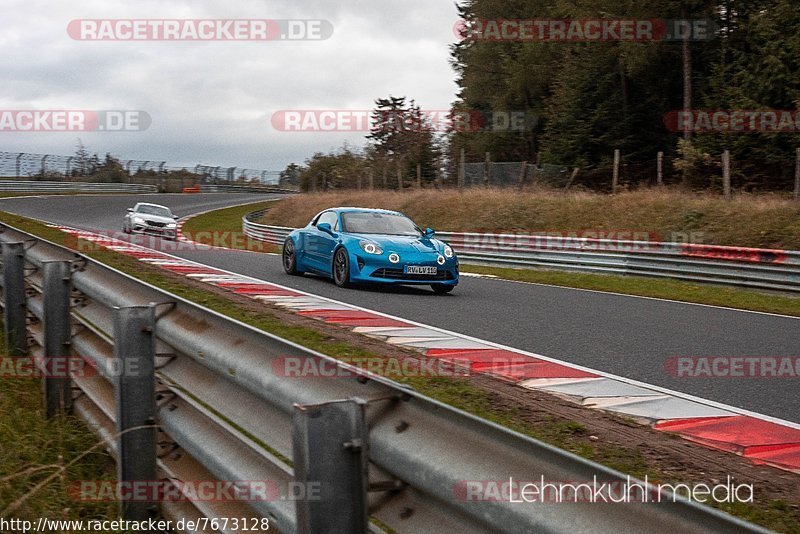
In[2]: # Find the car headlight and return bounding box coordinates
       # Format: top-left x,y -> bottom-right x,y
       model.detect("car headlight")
166,223 -> 177,229
437,255 -> 446,265
133,216 -> 144,224
388,253 -> 400,264
443,245 -> 454,258
359,241 -> 383,255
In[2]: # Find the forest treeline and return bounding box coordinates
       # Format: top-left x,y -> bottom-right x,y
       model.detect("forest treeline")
285,1 -> 800,192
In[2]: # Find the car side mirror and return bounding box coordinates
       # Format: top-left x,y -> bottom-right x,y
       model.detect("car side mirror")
424,227 -> 435,238
317,222 -> 334,235
173,215 -> 179,219
127,208 -> 133,212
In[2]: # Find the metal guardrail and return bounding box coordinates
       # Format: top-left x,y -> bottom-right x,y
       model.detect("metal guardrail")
201,184 -> 298,194
0,224 -> 765,533
243,211 -> 800,293
0,181 -> 158,193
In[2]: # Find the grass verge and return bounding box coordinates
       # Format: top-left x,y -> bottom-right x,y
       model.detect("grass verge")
180,199 -> 281,253
258,189 -> 800,250
0,326 -> 124,531
1,210 -> 797,532
462,265 -> 800,316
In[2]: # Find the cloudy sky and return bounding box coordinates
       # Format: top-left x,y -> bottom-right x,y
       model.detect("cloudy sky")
2,0 -> 461,171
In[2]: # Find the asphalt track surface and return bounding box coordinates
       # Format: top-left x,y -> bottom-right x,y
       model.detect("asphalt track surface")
1,193 -> 798,423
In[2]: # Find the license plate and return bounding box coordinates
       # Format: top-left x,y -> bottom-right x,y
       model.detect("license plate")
404,265 -> 437,275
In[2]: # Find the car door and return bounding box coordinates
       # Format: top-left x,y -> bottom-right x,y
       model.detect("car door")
306,211 -> 339,272
316,212 -> 340,269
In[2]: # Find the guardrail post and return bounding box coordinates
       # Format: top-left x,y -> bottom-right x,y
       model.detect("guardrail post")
42,261 -> 72,417
113,305 -> 157,521
293,398 -> 368,534
2,242 -> 27,357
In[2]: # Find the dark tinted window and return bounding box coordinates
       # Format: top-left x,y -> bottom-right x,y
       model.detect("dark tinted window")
136,205 -> 172,217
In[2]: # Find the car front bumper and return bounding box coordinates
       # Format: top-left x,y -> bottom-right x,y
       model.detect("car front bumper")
131,224 -> 177,239
348,251 -> 459,286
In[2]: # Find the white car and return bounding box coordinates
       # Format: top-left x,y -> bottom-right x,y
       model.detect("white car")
123,203 -> 178,240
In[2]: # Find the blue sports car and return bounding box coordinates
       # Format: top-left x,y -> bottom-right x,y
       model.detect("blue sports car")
282,207 -> 459,294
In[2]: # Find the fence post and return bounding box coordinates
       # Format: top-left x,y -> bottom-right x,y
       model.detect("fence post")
416,163 -> 422,188
42,261 -> 72,418
564,167 -> 579,191
612,149 -> 620,194
657,151 -> 664,186
382,167 -> 387,189
2,242 -> 27,357
722,150 -> 731,198
113,305 -> 157,521
483,152 -> 490,186
517,161 -> 527,189
41,155 -> 48,176
396,161 -> 403,190
458,148 -> 465,190
16,153 -> 22,177
293,399 -> 368,534
794,148 -> 799,201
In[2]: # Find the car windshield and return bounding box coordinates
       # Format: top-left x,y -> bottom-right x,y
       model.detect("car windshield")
341,212 -> 420,236
137,205 -> 172,217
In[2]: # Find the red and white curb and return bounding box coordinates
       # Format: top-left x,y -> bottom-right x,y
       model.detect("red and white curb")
57,225 -> 800,475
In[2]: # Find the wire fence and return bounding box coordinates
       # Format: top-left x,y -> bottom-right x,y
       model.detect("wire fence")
0,151 -> 282,185
463,162 -> 571,188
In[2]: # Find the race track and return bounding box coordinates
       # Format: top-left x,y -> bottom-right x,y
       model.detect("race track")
2,193 -> 798,423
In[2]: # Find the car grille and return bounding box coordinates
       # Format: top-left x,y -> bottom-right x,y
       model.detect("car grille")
371,268 -> 454,281
145,220 -> 167,227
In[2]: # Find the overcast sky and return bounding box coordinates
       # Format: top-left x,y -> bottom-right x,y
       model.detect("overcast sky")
2,0 -> 461,170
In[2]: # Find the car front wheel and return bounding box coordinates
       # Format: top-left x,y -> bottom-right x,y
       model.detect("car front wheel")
333,248 -> 351,288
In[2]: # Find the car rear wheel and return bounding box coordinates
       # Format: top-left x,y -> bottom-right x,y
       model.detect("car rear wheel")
283,239 -> 303,275
333,248 -> 351,288
431,284 -> 454,294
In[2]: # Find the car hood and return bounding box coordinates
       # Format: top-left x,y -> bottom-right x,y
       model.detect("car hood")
350,234 -> 442,253
136,214 -> 175,223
